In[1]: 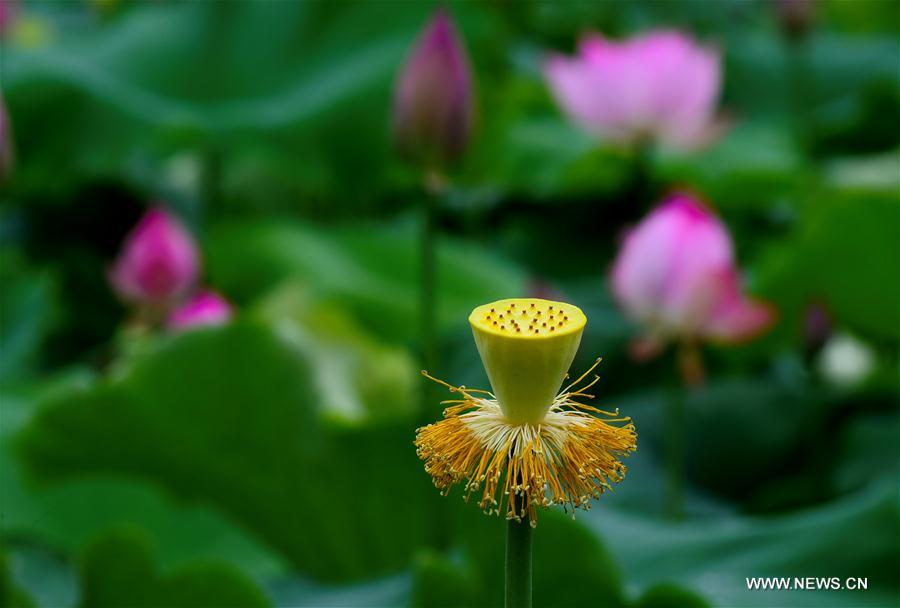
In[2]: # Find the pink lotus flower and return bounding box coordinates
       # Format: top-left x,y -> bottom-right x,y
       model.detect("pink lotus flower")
168,290 -> 232,331
610,194 -> 774,353
544,30 -> 722,150
393,9 -> 474,168
109,208 -> 199,305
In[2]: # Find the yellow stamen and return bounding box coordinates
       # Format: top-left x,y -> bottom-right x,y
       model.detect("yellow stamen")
415,362 -> 637,526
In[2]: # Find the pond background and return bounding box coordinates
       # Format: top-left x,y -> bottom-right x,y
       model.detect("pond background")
0,1 -> 898,607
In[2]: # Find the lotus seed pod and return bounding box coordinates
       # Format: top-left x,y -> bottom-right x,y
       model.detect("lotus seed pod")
469,298 -> 586,424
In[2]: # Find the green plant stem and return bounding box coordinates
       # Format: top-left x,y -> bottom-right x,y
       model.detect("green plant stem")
418,173 -> 450,551
631,142 -> 654,211
420,187 -> 437,375
505,518 -> 532,608
664,384 -> 685,520
201,148 -> 222,212
786,36 -> 811,152
420,171 -> 447,378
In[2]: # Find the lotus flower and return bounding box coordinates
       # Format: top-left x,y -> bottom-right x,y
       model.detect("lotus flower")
393,9 -> 474,168
544,30 -> 722,150
109,208 -> 199,306
168,290 -> 232,330
610,194 -> 773,356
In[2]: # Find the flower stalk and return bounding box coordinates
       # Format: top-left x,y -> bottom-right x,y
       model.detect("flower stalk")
419,173 -> 444,376
629,143 -> 655,212
393,9 -> 474,395
505,517 -> 532,608
663,382 -> 685,521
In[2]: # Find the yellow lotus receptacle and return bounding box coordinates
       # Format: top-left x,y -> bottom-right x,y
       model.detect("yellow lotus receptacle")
469,298 -> 587,424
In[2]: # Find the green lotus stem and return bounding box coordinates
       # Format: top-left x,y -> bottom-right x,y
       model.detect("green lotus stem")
664,384 -> 685,520
420,186 -> 437,376
631,143 -> 654,210
420,171 -> 446,380
786,35 -> 810,149
505,518 -> 532,608
202,148 -> 222,211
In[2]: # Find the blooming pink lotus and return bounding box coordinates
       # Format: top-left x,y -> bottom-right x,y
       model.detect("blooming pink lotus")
109,208 -> 199,306
168,290 -> 232,331
610,194 -> 774,359
393,8 -> 474,168
544,30 -> 722,150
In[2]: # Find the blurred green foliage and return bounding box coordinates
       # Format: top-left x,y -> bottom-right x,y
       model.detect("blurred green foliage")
1,0 -> 898,607
77,528 -> 269,608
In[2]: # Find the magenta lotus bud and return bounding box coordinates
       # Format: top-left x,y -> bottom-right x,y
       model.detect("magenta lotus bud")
167,290 -> 232,331
610,194 -> 774,348
393,9 -> 474,168
0,93 -> 13,181
0,0 -> 19,37
109,208 -> 199,305
544,30 -> 723,150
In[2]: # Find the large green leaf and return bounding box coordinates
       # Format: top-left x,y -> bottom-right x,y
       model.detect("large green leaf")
611,375 -> 833,508
587,481 -> 900,608
655,121 -> 806,208
77,528 -> 269,608
253,283 -> 416,424
206,219 -> 527,343
18,321 -> 434,582
452,509 -> 627,608
759,191 -> 900,342
0,1 -> 501,206
269,572 -> 412,608
409,508 -> 709,608
1,461 -> 286,582
1,372 -> 284,583
2,2 -> 425,132
0,549 -> 35,608
0,253 -> 57,382
833,412 -> 900,493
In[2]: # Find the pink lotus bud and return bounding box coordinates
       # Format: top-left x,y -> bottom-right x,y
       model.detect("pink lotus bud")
610,194 -> 773,346
109,208 -> 199,305
0,0 -> 19,37
0,93 -> 13,181
167,290 -> 232,331
544,30 -> 722,150
393,9 -> 474,168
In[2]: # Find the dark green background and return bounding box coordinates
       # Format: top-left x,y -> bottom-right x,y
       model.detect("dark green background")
1,0 -> 898,606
